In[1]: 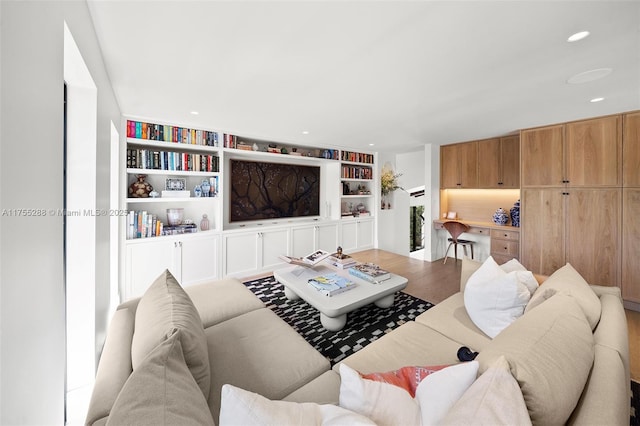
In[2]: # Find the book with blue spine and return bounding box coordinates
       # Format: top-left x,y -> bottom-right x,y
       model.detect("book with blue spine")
307,273 -> 356,297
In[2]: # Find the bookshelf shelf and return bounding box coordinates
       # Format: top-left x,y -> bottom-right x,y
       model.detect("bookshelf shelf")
126,168 -> 218,177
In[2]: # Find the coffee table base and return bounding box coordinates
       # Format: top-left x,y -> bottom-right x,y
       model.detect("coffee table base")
374,293 -> 395,309
321,313 -> 347,331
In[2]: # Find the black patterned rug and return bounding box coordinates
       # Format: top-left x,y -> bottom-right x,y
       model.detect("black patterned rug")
242,275 -> 433,365
632,380 -> 639,426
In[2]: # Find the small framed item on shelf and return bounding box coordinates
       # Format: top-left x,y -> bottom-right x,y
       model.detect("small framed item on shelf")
165,178 -> 186,191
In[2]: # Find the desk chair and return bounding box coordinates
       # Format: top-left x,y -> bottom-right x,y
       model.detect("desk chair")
443,221 -> 475,264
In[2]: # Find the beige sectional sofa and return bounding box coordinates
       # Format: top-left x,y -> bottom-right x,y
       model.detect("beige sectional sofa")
86,258 -> 630,425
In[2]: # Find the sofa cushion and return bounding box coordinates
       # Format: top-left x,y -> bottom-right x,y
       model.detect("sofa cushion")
441,356 -> 531,426
184,278 -> 264,328
85,308 -> 135,426
131,269 -> 210,399
283,370 -> 341,405
525,263 -> 601,330
219,384 -> 375,426
415,293 -> 491,352
460,257 -> 481,292
463,256 -> 531,338
338,362 -> 478,426
335,321 -> 462,375
476,293 -> 594,425
206,307 -> 330,422
106,329 -> 214,426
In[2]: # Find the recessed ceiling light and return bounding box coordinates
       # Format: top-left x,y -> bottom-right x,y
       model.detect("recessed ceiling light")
590,97 -> 605,103
567,68 -> 613,84
190,111 -> 199,115
369,143 -> 375,146
302,131 -> 309,135
568,31 -> 590,42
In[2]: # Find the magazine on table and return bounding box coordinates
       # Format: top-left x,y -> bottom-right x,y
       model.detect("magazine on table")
307,273 -> 357,297
349,263 -> 391,283
279,249 -> 331,267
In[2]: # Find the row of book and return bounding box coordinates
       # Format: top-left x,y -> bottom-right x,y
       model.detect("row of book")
341,165 -> 373,180
127,120 -> 226,147
341,151 -> 374,164
127,148 -> 220,173
126,210 -> 198,239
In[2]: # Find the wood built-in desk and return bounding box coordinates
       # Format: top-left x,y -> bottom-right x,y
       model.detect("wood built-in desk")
433,219 -> 520,264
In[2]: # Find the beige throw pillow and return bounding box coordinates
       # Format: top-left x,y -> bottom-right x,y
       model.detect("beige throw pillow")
525,263 -> 601,330
476,293 -> 594,425
107,329 -> 214,426
441,356 -> 531,426
131,269 -> 210,399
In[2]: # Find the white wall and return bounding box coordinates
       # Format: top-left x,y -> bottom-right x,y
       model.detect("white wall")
0,2 -> 120,424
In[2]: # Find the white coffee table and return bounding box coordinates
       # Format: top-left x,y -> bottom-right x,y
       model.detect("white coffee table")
273,264 -> 408,331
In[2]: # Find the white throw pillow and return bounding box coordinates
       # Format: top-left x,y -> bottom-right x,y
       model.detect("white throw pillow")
338,362 -> 478,426
499,259 -> 539,295
219,384 -> 375,426
464,257 -> 531,338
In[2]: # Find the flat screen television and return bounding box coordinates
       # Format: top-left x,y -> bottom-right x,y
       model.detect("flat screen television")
229,159 -> 321,223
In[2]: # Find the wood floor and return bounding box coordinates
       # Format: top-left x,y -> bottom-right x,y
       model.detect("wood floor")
351,249 -> 640,382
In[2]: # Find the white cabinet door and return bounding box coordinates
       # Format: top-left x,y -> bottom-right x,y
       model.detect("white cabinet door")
125,238 -> 177,300
341,221 -> 358,252
317,223 -> 339,253
223,232 -> 259,276
356,219 -> 374,249
260,228 -> 289,270
179,234 -> 218,286
291,225 -> 316,257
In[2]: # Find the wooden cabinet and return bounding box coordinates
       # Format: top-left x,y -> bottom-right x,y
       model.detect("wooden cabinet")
521,125 -> 565,187
440,142 -> 478,188
565,115 -> 622,187
520,187 -> 621,286
477,136 -> 520,189
520,189 -> 566,275
490,228 -> 520,265
623,188 -> 640,303
623,111 -> 640,187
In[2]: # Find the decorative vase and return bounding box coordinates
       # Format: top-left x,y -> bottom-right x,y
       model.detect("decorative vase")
510,199 -> 520,227
492,207 -> 509,225
200,179 -> 211,197
194,185 -> 202,198
200,214 -> 210,231
129,174 -> 152,198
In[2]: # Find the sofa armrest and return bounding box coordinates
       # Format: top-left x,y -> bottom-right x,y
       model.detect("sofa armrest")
85,308 -> 135,425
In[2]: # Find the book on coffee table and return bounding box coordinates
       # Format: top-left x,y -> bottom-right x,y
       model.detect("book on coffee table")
326,253 -> 358,269
279,249 -> 331,267
349,263 -> 391,283
307,273 -> 357,297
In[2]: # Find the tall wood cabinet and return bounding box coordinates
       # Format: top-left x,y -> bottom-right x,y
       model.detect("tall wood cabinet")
440,142 -> 478,188
622,112 -> 640,303
520,115 -> 622,287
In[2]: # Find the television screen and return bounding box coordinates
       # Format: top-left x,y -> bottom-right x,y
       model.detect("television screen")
229,159 -> 321,222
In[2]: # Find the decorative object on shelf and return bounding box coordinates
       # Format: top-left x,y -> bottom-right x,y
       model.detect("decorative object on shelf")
492,207 -> 509,225
194,185 -> 202,198
200,214 -> 210,231
252,143 -> 259,151
342,181 -> 350,195
149,190 -> 159,198
510,199 -> 520,227
165,178 -> 186,191
200,179 -> 211,197
166,208 -> 184,226
129,174 -> 153,198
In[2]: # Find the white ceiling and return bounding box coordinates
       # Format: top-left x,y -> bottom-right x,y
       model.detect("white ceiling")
87,0 -> 640,153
